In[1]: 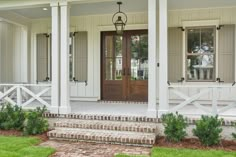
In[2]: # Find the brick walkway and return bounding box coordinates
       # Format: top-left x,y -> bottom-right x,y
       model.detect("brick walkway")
40,140 -> 151,157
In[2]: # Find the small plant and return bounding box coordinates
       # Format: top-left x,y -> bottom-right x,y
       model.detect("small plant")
161,112 -> 188,142
0,103 -> 25,130
193,115 -> 223,146
23,106 -> 48,135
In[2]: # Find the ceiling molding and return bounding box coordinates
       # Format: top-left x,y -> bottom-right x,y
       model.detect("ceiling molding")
68,0 -> 114,4
0,0 -> 50,10
0,10 -> 31,27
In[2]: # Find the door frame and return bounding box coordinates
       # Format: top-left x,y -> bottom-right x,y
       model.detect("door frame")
100,29 -> 148,101
97,24 -> 148,100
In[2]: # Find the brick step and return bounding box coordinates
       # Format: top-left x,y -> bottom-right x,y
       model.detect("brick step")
44,113 -> 158,123
48,128 -> 156,146
54,119 -> 157,133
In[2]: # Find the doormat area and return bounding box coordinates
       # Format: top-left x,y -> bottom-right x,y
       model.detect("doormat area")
99,100 -> 148,104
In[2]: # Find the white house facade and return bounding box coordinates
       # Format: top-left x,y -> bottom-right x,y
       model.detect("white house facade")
0,0 -> 236,119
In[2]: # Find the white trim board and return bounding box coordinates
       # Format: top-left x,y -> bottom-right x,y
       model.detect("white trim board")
182,20 -> 220,28
98,24 -> 148,31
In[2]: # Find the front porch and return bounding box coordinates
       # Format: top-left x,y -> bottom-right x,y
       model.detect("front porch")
1,83 -> 236,119
0,0 -> 236,118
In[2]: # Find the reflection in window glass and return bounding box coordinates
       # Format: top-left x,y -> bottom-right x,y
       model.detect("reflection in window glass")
186,27 -> 215,81
130,34 -> 148,80
105,35 -> 123,80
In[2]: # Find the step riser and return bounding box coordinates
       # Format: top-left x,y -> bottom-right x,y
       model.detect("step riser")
48,133 -> 155,146
45,113 -> 158,123
49,138 -> 153,147
54,123 -> 157,133
46,113 -> 157,147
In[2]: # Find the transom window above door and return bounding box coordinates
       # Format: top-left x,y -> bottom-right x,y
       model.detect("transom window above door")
186,27 -> 216,81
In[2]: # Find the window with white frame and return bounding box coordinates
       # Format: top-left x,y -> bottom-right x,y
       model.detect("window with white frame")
186,27 -> 216,81
36,32 -> 88,82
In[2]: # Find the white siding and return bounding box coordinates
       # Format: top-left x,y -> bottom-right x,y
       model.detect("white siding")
0,22 -> 27,83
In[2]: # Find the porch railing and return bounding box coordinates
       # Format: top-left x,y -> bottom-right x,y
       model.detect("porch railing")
0,84 -> 51,108
168,84 -> 236,115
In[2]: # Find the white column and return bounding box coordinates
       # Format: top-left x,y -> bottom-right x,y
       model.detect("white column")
147,0 -> 157,118
50,2 -> 60,113
158,0 -> 169,118
59,1 -> 71,114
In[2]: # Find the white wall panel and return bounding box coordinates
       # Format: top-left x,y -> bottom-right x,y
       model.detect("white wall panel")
0,22 -> 27,83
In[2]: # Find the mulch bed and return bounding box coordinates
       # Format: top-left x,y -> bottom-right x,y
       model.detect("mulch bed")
0,130 -> 48,142
155,136 -> 236,151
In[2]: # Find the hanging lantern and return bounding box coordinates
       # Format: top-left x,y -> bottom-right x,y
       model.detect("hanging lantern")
112,2 -> 127,35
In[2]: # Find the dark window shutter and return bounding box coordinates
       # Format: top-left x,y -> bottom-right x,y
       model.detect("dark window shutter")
36,34 -> 48,82
74,32 -> 88,82
168,27 -> 183,82
218,25 -> 235,83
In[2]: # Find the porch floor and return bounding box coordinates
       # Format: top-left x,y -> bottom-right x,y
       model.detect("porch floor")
24,100 -> 236,120
69,101 -> 236,120
70,101 -> 148,116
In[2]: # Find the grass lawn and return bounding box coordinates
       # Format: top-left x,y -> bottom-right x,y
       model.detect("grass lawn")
0,136 -> 55,157
116,147 -> 236,157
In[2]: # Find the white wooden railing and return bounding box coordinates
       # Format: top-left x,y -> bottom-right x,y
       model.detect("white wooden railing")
0,84 -> 51,108
168,84 -> 236,115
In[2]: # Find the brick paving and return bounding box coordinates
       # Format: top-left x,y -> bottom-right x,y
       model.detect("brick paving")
40,140 -> 151,157
48,128 -> 156,146
54,119 -> 157,133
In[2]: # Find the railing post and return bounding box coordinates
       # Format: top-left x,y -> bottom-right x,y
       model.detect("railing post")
212,87 -> 218,116
17,85 -> 22,106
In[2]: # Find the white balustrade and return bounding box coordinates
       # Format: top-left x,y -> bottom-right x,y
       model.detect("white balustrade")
0,84 -> 51,108
168,84 -> 236,115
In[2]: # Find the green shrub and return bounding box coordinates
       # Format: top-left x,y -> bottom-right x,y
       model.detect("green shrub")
193,115 -> 223,146
0,104 -> 25,130
23,106 -> 48,135
0,103 -> 49,135
161,112 -> 188,142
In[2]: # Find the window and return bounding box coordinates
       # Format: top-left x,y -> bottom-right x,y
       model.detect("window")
36,32 -> 88,82
186,27 -> 216,81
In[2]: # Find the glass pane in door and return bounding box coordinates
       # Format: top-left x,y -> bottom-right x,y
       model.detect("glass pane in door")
104,35 -> 123,80
130,34 -> 148,80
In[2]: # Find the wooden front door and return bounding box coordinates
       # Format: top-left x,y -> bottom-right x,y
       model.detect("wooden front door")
101,30 -> 148,101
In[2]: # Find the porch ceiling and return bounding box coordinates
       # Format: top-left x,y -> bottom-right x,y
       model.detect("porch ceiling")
6,0 -> 236,19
